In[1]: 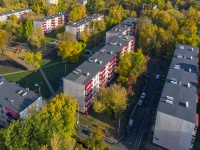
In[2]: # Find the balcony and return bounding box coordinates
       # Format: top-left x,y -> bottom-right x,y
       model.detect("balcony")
85,89 -> 93,96
85,94 -> 92,102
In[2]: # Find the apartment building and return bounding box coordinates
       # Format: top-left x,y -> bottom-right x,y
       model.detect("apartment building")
65,14 -> 104,40
77,0 -> 87,6
153,44 -> 199,150
0,8 -> 31,22
63,34 -> 135,114
106,17 -> 137,44
33,11 -> 69,34
0,79 -> 42,128
46,0 -> 58,5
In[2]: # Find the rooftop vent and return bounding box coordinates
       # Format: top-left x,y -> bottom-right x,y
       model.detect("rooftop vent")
187,83 -> 191,88
22,92 -> 27,97
94,58 -> 98,62
174,64 -> 180,70
123,36 -> 128,39
118,43 -> 122,46
73,71 -> 79,74
100,49 -> 106,53
110,42 -> 117,45
88,58 -> 93,62
191,48 -> 194,51
118,35 -> 122,38
186,101 -> 189,108
108,51 -> 113,54
166,96 -> 174,101
73,22 -> 76,25
166,100 -> 173,104
180,46 -> 184,49
17,90 -> 23,94
76,69 -> 81,72
179,81 -> 182,85
83,72 -> 90,76
0,81 -> 3,85
98,61 -> 102,64
189,68 -> 192,72
177,54 -> 183,58
6,98 -> 13,103
190,56 -> 193,60
171,80 -> 177,84
118,29 -> 121,32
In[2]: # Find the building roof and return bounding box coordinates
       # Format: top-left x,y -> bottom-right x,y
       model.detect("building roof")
66,14 -> 104,27
0,8 -> 31,16
106,17 -> 137,34
0,79 -> 41,113
157,44 -> 199,123
34,11 -> 69,22
65,34 -> 134,85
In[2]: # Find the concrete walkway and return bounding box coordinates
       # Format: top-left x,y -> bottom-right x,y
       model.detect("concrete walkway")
39,68 -> 55,95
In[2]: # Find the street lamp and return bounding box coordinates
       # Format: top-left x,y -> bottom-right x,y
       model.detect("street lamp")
34,82 -> 42,95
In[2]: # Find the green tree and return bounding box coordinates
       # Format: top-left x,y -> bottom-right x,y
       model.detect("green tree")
93,84 -> 128,118
117,50 -> 147,85
28,28 -> 45,50
18,22 -> 25,41
24,51 -> 42,70
24,20 -> 34,38
80,29 -> 92,43
56,31 -> 77,43
69,3 -> 87,22
57,40 -> 86,63
10,14 -> 18,23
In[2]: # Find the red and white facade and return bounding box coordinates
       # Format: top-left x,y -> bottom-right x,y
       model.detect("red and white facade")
0,8 -> 32,22
64,35 -> 135,114
33,11 -> 69,34
46,0 -> 58,5
65,14 -> 104,40
106,17 -> 137,44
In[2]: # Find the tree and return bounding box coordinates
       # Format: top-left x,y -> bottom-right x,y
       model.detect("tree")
93,84 -> 128,118
24,51 -> 42,70
55,25 -> 65,35
56,31 -> 77,43
69,3 -> 87,22
88,127 -> 110,150
18,22 -> 25,41
0,93 -> 77,149
80,29 -> 92,43
0,29 -> 8,55
28,28 -> 45,50
24,20 -> 34,38
108,5 -> 127,24
117,50 -> 147,85
10,14 -> 18,23
57,40 -> 86,63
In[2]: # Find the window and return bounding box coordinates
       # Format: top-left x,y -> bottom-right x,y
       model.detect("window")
1,110 -> 3,114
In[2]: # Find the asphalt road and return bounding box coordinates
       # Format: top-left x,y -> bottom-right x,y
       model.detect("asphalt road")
109,60 -> 163,150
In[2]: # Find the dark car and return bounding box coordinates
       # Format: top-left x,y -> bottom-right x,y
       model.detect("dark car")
82,129 -> 91,136
56,77 -> 64,86
125,126 -> 131,137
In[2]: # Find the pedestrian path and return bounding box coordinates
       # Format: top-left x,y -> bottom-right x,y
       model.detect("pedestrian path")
39,68 -> 55,95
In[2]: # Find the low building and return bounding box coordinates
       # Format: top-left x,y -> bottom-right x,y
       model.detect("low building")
106,17 -> 137,44
0,8 -> 31,22
33,11 -> 69,34
65,14 -> 104,40
153,44 -> 199,150
0,79 -> 42,127
63,34 -> 135,114
46,0 -> 58,5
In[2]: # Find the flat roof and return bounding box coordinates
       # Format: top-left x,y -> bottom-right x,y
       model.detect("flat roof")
157,44 -> 199,123
66,14 -> 104,27
0,79 -> 41,113
106,17 -> 137,34
34,11 -> 69,22
0,8 -> 31,16
65,34 -> 134,85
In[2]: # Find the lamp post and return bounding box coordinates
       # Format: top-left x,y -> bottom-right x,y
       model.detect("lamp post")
34,82 -> 42,95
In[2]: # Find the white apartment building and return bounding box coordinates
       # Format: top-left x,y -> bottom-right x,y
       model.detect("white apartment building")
63,34 -> 135,114
33,11 -> 69,34
65,14 -> 104,40
46,0 -> 58,5
106,17 -> 137,44
0,79 -> 42,128
0,8 -> 32,22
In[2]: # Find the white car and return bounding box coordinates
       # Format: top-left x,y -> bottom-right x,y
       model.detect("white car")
156,74 -> 160,79
137,99 -> 143,106
140,92 -> 146,99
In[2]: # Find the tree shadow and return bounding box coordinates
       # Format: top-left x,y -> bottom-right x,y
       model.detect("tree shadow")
0,59 -> 27,70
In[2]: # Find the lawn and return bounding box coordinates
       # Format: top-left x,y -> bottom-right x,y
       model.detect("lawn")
138,131 -> 149,150
147,110 -> 156,125
45,31 -> 57,43
43,62 -> 82,91
4,71 -> 51,99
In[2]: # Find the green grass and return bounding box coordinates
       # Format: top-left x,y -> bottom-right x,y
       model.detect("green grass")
41,58 -> 61,67
147,110 -> 156,125
4,71 -> 51,99
138,131 -> 149,150
45,31 -> 56,43
43,62 -> 81,91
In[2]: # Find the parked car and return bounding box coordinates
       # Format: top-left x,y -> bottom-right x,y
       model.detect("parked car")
82,129 -> 91,136
125,119 -> 134,137
140,92 -> 146,99
137,99 -> 143,106
56,77 -> 64,86
85,50 -> 93,57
